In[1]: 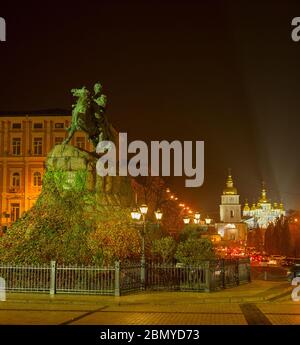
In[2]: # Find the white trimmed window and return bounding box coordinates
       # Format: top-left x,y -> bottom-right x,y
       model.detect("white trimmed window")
12,138 -> 21,155
33,137 -> 43,155
33,172 -> 42,187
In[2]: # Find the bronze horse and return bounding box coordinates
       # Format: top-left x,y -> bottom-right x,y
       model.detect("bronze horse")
63,83 -> 112,149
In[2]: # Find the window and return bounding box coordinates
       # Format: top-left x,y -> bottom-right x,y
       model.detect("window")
55,123 -> 64,129
33,172 -> 42,187
11,203 -> 20,222
12,172 -> 20,188
55,137 -> 64,145
76,137 -> 85,149
33,122 -> 43,129
33,137 -> 43,155
12,138 -> 21,155
230,210 -> 234,218
12,123 -> 21,129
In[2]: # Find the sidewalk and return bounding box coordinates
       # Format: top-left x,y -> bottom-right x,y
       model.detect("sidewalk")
0,280 -> 297,325
2,280 -> 293,306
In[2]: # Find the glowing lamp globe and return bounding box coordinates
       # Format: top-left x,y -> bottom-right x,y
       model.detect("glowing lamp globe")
194,212 -> 201,220
205,217 -> 212,225
131,208 -> 141,220
155,209 -> 163,221
139,204 -> 148,215
183,216 -> 190,224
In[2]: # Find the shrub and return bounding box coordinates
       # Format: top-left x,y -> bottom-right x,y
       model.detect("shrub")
175,238 -> 215,265
151,236 -> 177,263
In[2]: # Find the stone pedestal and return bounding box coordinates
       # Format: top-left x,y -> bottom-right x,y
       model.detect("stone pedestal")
46,144 -> 133,207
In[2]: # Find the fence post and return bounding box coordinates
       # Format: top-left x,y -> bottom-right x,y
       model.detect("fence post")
50,260 -> 56,295
205,261 -> 211,292
221,259 -> 225,288
247,258 -> 251,283
114,261 -> 120,297
236,259 -> 240,286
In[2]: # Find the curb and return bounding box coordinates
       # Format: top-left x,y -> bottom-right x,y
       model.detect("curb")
2,285 -> 293,306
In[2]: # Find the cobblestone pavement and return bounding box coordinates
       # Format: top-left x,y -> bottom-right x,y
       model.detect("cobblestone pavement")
0,281 -> 299,325
0,301 -> 300,325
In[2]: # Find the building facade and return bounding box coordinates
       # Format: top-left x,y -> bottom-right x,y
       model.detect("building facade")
0,110 -> 92,231
215,171 -> 248,245
242,184 -> 285,229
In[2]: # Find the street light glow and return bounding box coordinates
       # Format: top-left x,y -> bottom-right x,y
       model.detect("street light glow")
205,216 -> 212,225
194,212 -> 201,220
131,208 -> 141,220
139,204 -> 148,215
155,209 -> 163,221
183,216 -> 190,224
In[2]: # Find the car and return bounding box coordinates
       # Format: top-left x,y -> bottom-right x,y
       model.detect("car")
282,258 -> 295,267
287,262 -> 300,282
268,255 -> 286,266
260,257 -> 269,267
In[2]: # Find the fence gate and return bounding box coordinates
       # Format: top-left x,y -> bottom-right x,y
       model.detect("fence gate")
145,262 -> 211,292
119,261 -> 143,295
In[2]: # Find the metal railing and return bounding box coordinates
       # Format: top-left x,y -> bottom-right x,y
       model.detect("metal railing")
56,263 -> 115,295
0,263 -> 50,292
0,258 -> 251,296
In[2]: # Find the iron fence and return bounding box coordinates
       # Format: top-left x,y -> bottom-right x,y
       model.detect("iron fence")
56,264 -> 115,295
146,262 -> 210,291
0,258 -> 250,296
0,263 -> 50,292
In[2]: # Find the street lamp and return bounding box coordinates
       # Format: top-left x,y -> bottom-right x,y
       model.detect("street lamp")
205,216 -> 212,225
154,209 -> 163,221
139,204 -> 148,215
194,212 -> 201,220
194,218 -> 200,224
131,208 -> 141,220
131,204 -> 163,289
183,216 -> 190,224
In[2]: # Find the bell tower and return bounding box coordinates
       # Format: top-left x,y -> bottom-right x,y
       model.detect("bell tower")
220,169 -> 241,222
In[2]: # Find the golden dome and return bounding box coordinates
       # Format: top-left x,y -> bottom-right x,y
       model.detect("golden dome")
243,200 -> 250,211
273,202 -> 278,209
251,203 -> 256,210
258,182 -> 268,203
279,202 -> 284,210
223,170 -> 237,195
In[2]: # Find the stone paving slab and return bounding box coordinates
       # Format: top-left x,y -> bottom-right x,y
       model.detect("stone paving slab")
70,311 -> 248,325
102,303 -> 243,313
0,280 -> 297,325
0,310 -> 83,325
266,315 -> 300,325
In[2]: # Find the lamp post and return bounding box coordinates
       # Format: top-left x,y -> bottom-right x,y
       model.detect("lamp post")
205,216 -> 212,225
183,216 -> 190,225
183,211 -> 201,225
131,204 -> 163,289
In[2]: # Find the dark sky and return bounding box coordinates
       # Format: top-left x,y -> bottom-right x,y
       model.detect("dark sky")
1,0 -> 300,217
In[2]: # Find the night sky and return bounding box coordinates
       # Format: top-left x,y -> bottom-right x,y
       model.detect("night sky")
1,0 -> 300,217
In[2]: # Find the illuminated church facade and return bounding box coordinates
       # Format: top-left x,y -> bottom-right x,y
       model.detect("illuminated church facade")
242,184 -> 285,229
215,171 -> 248,244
